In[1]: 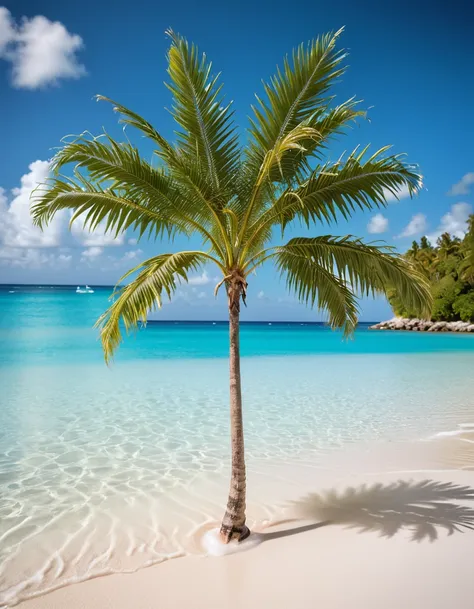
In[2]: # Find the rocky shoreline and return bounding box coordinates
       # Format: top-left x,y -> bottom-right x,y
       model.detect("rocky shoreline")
370,318 -> 474,333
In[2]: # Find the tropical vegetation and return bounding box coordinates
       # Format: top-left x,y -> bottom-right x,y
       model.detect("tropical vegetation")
389,216 -> 474,322
31,29 -> 431,543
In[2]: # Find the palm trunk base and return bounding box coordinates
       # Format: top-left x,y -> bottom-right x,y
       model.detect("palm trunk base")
219,523 -> 251,544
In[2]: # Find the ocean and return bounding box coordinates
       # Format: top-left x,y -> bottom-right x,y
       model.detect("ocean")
1,285 -> 474,606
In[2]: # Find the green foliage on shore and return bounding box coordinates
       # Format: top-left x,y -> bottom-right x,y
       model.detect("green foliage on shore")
389,215 -> 474,321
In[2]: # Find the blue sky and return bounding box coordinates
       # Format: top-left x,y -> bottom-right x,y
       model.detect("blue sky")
0,0 -> 473,321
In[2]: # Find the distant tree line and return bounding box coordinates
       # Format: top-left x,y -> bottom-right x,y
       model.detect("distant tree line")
389,215 -> 474,321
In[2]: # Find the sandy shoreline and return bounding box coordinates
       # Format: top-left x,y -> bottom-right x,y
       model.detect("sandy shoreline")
14,434 -> 474,609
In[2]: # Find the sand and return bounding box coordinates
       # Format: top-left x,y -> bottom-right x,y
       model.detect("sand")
16,436 -> 474,609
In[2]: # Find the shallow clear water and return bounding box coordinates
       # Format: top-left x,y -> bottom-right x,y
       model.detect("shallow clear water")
1,285 -> 474,606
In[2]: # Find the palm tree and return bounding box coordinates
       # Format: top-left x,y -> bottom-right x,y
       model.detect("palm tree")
436,232 -> 461,261
407,240 -> 420,259
460,215 -> 474,284
31,29 -> 431,543
413,236 -> 437,280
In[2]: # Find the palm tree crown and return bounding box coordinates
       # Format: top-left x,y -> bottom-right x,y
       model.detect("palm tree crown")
32,28 -> 431,359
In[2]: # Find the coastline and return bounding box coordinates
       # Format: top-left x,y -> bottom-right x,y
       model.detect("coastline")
16,436 -> 474,609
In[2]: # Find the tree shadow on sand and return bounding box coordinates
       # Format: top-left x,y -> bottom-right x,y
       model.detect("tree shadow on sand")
263,480 -> 474,543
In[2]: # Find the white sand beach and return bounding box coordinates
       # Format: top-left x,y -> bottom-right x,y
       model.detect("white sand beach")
16,436 -> 474,609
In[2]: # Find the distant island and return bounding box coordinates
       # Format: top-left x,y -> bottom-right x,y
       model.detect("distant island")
373,215 -> 474,332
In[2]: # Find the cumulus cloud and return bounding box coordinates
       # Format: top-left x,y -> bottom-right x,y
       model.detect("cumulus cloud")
448,173 -> 474,196
0,7 -> 14,53
0,160 -> 127,272
396,213 -> 427,238
367,213 -> 389,234
81,246 -> 103,259
95,249 -> 144,271
0,7 -> 85,89
128,238 -> 138,246
71,219 -> 125,247
0,161 -> 72,271
121,249 -> 143,261
427,202 -> 473,242
0,247 -> 71,269
188,271 -> 213,286
0,160 -> 66,248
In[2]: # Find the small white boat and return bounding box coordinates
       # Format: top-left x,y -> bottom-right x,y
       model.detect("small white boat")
76,285 -> 94,294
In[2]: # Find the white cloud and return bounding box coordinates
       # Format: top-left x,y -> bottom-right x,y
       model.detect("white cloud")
367,213 -> 389,234
0,159 -> 132,273
121,249 -> 143,261
0,160 -> 66,248
0,247 -> 70,269
0,7 -> 14,54
81,246 -> 103,259
188,271 -> 212,285
71,219 -> 125,247
0,8 -> 85,89
396,213 -> 427,238
427,202 -> 473,242
197,291 -> 207,299
128,238 -> 137,246
383,184 -> 412,203
448,173 -> 474,196
257,289 -> 271,302
94,249 -> 144,271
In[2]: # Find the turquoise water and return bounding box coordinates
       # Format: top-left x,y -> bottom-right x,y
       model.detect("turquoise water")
1,285 -> 474,606
1,285 -> 474,366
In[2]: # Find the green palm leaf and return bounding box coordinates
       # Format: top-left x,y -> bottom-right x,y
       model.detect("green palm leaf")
166,29 -> 240,196
95,95 -> 177,160
274,236 -> 432,317
247,28 -> 346,173
96,251 -> 218,362
241,146 -> 421,258
31,174 -> 181,240
244,235 -> 431,331
274,246 -> 360,335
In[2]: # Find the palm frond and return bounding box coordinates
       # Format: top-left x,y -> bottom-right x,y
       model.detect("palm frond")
96,251 -> 217,362
235,29 -> 348,242
274,247 -> 360,335
33,133 -> 230,257
257,236 -> 432,322
95,95 -> 233,226
246,28 -> 346,176
242,146 -> 422,258
31,174 -> 181,240
50,133 -> 183,212
166,29 -> 240,195
95,95 -> 177,160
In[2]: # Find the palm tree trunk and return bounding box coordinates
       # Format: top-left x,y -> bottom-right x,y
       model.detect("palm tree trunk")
220,281 -> 250,543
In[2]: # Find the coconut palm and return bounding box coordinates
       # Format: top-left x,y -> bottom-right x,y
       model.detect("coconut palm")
460,215 -> 474,284
31,29 -> 431,543
436,232 -> 461,261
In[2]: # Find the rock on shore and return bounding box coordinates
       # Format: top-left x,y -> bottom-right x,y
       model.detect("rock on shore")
370,318 -> 474,333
